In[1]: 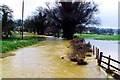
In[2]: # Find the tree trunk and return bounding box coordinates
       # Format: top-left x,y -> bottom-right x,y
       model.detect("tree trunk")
62,21 -> 75,39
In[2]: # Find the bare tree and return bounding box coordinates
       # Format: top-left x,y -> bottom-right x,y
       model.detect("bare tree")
46,0 -> 100,39
24,7 -> 48,35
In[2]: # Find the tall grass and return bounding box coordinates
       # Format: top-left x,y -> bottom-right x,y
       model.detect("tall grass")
0,37 -> 45,54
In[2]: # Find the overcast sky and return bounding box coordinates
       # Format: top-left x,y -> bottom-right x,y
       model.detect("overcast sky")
0,0 -> 119,29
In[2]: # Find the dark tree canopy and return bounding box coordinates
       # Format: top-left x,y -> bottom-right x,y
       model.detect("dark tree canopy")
46,0 -> 100,39
24,7 -> 48,35
15,19 -> 22,26
0,4 -> 15,38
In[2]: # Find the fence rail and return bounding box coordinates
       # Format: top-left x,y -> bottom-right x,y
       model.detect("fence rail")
92,46 -> 120,75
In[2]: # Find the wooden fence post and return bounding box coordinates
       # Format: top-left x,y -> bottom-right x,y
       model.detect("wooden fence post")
93,46 -> 95,55
95,47 -> 99,59
97,48 -> 99,63
95,47 -> 97,59
98,52 -> 103,66
106,55 -> 111,73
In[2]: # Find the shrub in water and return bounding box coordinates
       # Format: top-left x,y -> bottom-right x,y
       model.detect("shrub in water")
69,38 -> 91,65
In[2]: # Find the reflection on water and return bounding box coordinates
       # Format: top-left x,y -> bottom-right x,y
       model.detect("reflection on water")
0,37 -> 113,78
85,39 -> 118,60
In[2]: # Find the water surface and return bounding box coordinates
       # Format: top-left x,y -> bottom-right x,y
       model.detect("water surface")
0,37 -> 113,78
85,39 -> 118,60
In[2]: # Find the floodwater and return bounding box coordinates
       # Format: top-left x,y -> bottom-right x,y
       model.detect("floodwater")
85,39 -> 119,74
0,37 -> 113,78
85,39 -> 119,60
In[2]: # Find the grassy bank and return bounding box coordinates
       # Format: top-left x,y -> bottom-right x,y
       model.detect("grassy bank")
0,37 -> 45,58
74,34 -> 120,41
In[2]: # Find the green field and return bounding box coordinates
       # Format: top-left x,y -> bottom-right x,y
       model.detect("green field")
0,37 -> 45,54
74,34 -> 120,41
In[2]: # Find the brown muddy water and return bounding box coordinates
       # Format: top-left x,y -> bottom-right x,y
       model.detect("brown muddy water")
0,37 -> 113,78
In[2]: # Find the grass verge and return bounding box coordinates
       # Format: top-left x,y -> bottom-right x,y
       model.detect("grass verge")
0,36 -> 46,58
74,33 -> 120,41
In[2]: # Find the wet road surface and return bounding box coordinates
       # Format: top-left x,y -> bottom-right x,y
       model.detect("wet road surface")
0,37 -> 113,78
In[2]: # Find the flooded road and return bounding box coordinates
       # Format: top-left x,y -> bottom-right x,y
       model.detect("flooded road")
0,37 -> 113,78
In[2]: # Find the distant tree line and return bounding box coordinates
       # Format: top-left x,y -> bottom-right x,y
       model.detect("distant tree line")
117,29 -> 120,34
81,27 -> 120,35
